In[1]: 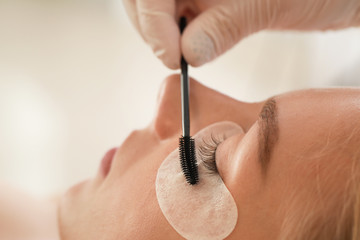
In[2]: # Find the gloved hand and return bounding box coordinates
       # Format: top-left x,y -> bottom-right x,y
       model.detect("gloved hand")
123,0 -> 360,69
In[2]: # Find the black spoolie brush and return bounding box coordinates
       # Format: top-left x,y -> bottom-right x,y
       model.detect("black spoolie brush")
179,17 -> 199,185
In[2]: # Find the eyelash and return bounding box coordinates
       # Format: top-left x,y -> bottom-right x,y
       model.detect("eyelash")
198,135 -> 222,174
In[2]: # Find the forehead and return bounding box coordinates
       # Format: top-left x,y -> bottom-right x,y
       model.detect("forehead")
264,88 -> 360,198
276,89 -> 360,138
268,89 -> 360,174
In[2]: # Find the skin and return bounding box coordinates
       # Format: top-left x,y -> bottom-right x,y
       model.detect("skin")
58,74 -> 360,240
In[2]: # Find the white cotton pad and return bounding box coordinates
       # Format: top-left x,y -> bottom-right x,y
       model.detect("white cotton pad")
156,122 -> 240,240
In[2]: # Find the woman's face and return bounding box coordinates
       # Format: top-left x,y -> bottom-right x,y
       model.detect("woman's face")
58,75 -> 360,239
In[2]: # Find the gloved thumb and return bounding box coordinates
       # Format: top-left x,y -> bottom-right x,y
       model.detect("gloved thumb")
182,0 -> 275,67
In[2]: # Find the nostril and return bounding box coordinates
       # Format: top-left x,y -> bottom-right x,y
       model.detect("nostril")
153,74 -> 182,140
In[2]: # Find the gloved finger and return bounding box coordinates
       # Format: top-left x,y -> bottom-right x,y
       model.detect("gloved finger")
182,0 -> 278,67
137,0 -> 180,69
122,0 -> 142,35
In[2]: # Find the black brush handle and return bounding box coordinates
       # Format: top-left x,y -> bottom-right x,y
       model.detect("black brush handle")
180,17 -> 190,137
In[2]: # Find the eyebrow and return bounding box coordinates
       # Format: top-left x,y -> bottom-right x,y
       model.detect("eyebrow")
257,98 -> 279,175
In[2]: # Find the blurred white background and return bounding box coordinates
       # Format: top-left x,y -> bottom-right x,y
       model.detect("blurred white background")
0,0 -> 360,197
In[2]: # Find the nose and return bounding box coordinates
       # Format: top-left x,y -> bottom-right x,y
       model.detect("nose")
152,74 -> 262,139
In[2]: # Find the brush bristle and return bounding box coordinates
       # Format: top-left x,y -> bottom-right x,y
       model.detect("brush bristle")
179,136 -> 199,185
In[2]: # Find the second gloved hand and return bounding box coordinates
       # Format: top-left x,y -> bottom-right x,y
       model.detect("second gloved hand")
123,0 -> 360,69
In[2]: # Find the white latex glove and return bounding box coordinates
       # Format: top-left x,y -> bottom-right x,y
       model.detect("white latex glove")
123,0 -> 360,69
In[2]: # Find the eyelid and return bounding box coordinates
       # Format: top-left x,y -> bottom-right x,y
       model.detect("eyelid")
198,135 -> 223,174
193,122 -> 245,177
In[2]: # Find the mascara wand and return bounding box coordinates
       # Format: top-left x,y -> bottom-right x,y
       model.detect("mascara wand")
179,17 -> 199,185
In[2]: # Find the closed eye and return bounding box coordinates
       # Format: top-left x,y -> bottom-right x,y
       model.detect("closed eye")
198,135 -> 222,174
